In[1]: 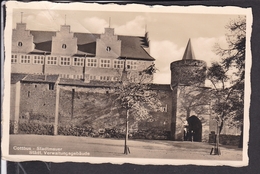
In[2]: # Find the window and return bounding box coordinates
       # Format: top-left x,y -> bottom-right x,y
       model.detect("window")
100,59 -> 111,68
33,56 -> 44,64
106,46 -> 111,52
86,59 -> 97,67
73,57 -> 84,66
18,42 -> 23,47
100,76 -> 111,81
62,44 -> 67,49
113,60 -> 124,69
60,57 -> 71,66
27,91 -> 30,97
49,83 -> 55,90
126,60 -> 137,70
73,75 -> 83,79
90,75 -> 96,80
47,56 -> 57,65
113,76 -> 120,81
11,55 -> 18,63
20,55 -> 31,64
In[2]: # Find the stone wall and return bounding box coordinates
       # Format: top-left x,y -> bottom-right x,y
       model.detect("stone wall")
209,132 -> 241,146
58,85 -> 172,132
170,59 -> 207,87
10,84 -> 17,120
19,82 -> 57,122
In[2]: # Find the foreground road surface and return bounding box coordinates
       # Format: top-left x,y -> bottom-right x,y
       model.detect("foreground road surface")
9,135 -> 242,161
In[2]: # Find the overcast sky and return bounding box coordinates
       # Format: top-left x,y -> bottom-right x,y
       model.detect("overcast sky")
12,8 -> 242,84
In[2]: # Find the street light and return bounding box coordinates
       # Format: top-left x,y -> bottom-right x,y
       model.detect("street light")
210,120 -> 221,155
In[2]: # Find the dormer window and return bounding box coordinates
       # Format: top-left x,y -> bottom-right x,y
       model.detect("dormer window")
62,44 -> 67,49
106,46 -> 111,52
18,42 -> 23,47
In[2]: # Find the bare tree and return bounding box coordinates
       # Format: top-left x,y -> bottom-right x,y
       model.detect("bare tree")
114,61 -> 161,154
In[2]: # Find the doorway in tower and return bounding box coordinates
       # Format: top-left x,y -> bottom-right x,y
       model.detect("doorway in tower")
185,115 -> 202,142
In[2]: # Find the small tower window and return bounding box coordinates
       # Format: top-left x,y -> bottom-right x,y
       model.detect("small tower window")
106,46 -> 111,52
62,44 -> 67,49
49,83 -> 55,90
18,42 -> 23,47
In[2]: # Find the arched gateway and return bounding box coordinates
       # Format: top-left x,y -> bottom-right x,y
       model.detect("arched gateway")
187,115 -> 202,142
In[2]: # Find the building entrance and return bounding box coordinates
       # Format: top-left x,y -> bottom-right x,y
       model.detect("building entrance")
186,115 -> 202,142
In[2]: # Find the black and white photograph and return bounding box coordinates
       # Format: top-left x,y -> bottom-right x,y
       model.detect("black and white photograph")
2,2 -> 252,166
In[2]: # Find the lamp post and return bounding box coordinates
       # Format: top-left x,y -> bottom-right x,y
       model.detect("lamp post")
210,120 -> 221,155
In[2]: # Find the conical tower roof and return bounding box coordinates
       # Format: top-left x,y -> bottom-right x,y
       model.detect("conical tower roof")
182,39 -> 196,60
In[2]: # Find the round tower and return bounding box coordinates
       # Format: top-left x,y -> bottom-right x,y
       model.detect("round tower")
170,39 -> 207,87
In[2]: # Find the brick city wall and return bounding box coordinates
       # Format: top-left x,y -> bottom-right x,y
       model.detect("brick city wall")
209,133 -> 241,146
19,82 -> 57,122
58,85 -> 172,132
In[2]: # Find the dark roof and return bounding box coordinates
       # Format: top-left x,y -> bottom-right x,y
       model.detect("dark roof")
21,74 -> 59,83
29,30 -> 154,60
11,73 -> 170,90
119,35 -> 153,60
59,78 -> 171,91
59,78 -> 119,88
11,73 -> 27,84
182,39 -> 196,60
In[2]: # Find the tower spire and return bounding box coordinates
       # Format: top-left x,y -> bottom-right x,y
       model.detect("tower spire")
21,12 -> 23,23
182,39 -> 196,60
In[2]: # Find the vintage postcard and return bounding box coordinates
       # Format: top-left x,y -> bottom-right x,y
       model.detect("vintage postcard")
2,1 -> 252,166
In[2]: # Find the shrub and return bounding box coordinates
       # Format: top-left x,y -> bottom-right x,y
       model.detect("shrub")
58,125 -> 93,137
18,122 -> 54,135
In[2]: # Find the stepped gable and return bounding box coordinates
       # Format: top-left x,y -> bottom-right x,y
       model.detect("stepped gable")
28,30 -> 154,60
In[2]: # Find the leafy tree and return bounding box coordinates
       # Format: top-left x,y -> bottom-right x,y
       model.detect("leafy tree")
114,61 -> 161,154
178,85 -> 210,120
208,16 -> 246,147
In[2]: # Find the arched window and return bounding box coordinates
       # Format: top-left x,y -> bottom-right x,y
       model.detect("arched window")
62,44 -> 67,49
106,46 -> 111,52
18,42 -> 23,47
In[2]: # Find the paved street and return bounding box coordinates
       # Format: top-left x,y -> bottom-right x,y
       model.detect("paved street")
9,135 -> 242,161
